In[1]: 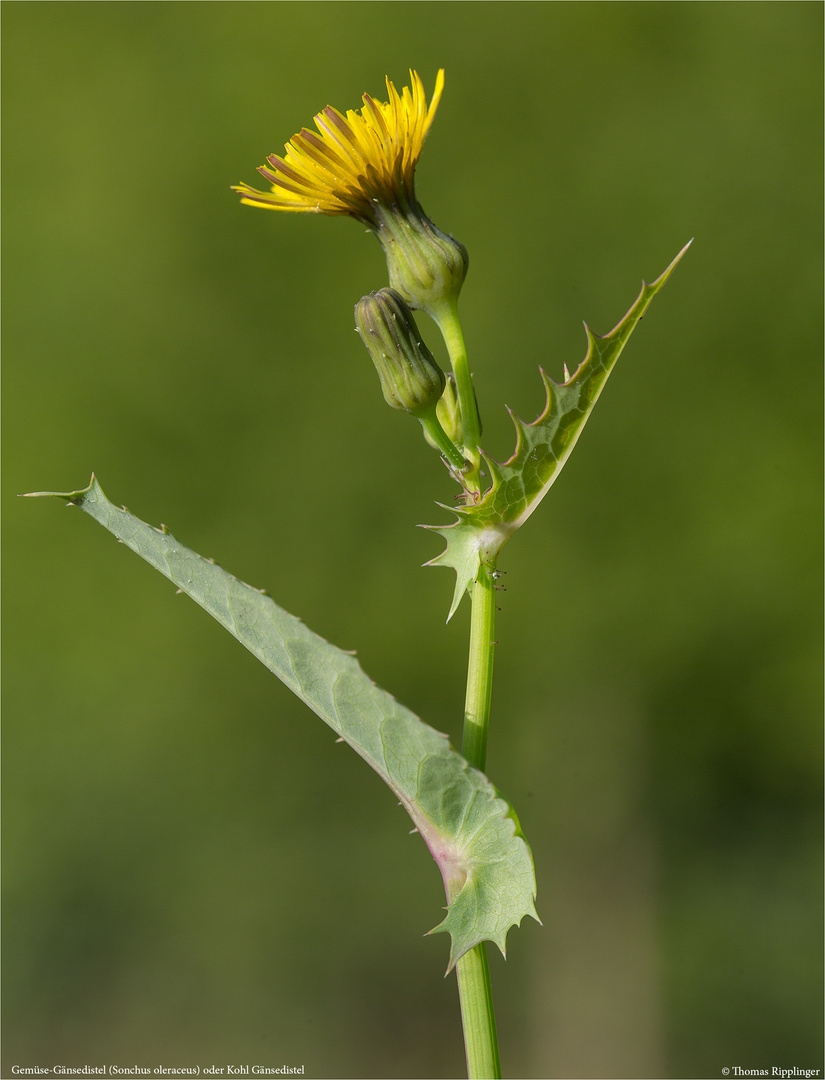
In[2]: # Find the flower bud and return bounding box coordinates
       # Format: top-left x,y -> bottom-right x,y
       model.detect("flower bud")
355,288 -> 446,415
372,200 -> 468,320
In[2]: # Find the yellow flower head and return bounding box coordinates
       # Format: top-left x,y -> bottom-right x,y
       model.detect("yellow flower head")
233,69 -> 445,225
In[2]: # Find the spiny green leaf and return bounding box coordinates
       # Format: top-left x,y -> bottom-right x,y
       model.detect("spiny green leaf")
427,242 -> 691,618
26,477 -> 538,970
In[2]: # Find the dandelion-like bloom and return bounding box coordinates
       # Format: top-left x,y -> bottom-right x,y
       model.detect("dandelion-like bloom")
233,69 -> 467,318
234,69 -> 443,223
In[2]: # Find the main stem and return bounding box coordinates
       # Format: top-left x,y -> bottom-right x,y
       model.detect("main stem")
455,561 -> 501,1079
433,301 -> 501,1078
461,562 -> 497,769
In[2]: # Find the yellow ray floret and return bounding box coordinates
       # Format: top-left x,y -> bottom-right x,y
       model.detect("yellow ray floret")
233,69 -> 444,223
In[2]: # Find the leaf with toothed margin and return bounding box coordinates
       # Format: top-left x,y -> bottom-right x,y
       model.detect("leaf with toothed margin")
24,477 -> 538,970
426,242 -> 691,619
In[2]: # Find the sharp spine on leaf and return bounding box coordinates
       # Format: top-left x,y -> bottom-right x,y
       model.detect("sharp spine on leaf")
480,452 -> 504,488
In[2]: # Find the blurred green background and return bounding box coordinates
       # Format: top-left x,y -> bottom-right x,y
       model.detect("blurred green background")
4,3 -> 822,1077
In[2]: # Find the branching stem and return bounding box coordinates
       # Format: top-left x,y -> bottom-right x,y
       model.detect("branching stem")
417,404 -> 468,473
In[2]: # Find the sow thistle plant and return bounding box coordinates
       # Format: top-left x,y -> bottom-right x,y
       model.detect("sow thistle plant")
29,69 -> 688,1079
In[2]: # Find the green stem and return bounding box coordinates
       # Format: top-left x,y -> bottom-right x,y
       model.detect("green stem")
455,940 -> 500,1079
455,559 -> 501,1079
461,563 -> 497,768
432,300 -> 500,1077
432,301 -> 481,492
417,405 -> 467,473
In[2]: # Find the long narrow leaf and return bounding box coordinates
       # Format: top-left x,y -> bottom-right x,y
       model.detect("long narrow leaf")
27,478 -> 538,969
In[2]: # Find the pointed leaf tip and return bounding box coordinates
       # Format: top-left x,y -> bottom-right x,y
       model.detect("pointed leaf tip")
21,474 -> 97,502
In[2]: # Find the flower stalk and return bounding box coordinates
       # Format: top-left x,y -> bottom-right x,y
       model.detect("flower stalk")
432,301 -> 482,492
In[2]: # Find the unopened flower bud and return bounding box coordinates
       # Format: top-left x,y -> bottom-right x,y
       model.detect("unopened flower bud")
355,288 -> 446,415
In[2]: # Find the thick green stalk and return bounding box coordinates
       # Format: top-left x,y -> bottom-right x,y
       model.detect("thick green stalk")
432,299 -> 501,1077
455,939 -> 500,1080
461,564 -> 497,768
455,561 -> 501,1079
430,300 -> 501,1076
432,301 -> 481,491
